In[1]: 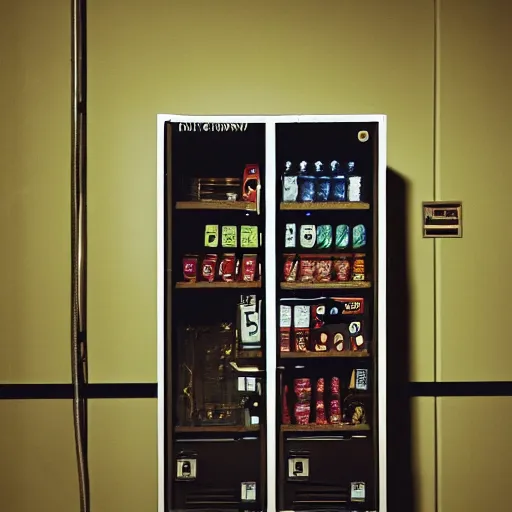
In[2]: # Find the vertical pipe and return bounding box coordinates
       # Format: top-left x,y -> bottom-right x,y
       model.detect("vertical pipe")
71,0 -> 90,511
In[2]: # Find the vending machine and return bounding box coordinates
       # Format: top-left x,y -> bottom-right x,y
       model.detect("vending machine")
157,115 -> 387,512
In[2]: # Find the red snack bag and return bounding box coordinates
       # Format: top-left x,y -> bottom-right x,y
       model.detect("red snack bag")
240,254 -> 257,281
201,254 -> 218,282
330,376 -> 340,395
294,378 -> 312,400
315,378 -> 327,425
282,385 -> 291,424
219,253 -> 236,282
294,401 -> 311,425
182,255 -> 198,282
334,257 -> 351,281
299,258 -> 315,282
314,258 -> 332,282
329,399 -> 341,424
242,164 -> 260,202
279,305 -> 292,352
283,255 -> 298,282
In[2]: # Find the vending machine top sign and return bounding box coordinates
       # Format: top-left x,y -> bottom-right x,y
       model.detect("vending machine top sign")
157,114 -> 387,512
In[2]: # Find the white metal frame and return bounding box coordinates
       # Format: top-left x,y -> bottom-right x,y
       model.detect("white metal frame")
157,114 -> 387,512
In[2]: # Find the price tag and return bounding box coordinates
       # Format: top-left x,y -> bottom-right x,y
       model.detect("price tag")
241,482 -> 256,502
350,481 -> 365,502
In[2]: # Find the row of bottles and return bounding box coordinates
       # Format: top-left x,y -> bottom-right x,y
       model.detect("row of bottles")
282,160 -> 362,203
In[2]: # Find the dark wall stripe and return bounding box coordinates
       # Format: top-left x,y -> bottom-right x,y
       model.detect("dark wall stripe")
0,383 -> 157,400
1,382 -> 512,400
409,381 -> 512,397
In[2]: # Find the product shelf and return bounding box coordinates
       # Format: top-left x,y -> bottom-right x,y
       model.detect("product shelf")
280,350 -> 370,359
281,424 -> 370,432
176,281 -> 262,289
280,281 -> 371,290
280,202 -> 370,211
176,200 -> 257,211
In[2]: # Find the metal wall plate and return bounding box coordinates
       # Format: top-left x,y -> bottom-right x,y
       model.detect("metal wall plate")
423,201 -> 462,238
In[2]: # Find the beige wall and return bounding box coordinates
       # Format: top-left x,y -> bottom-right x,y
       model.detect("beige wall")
0,0 -> 510,511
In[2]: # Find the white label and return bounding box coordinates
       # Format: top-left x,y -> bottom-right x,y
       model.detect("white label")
240,304 -> 260,343
294,305 -> 310,328
348,176 -> 362,202
250,415 -> 259,425
280,305 -> 292,328
300,225 -> 316,248
241,482 -> 257,502
355,369 -> 369,391
285,223 -> 296,248
288,457 -> 309,478
246,377 -> 256,392
283,176 -> 298,202
238,377 -> 246,391
350,481 -> 365,502
176,458 -> 197,480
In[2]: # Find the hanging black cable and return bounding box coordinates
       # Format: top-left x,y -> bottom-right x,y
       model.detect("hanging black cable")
71,0 -> 90,511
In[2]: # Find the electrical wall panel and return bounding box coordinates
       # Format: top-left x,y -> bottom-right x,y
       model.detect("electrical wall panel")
157,115 -> 387,512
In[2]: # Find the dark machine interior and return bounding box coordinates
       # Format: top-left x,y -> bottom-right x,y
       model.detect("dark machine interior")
164,119 -> 380,511
275,122 -> 379,511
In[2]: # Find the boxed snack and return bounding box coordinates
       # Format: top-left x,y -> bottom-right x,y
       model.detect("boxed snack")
279,305 -> 292,352
240,225 -> 259,248
204,225 -> 219,248
222,226 -> 237,248
293,305 -> 310,351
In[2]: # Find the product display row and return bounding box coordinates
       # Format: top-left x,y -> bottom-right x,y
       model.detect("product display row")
159,115 -> 386,512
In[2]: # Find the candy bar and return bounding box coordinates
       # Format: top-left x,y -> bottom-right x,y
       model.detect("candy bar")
352,254 -> 365,281
330,298 -> 365,315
